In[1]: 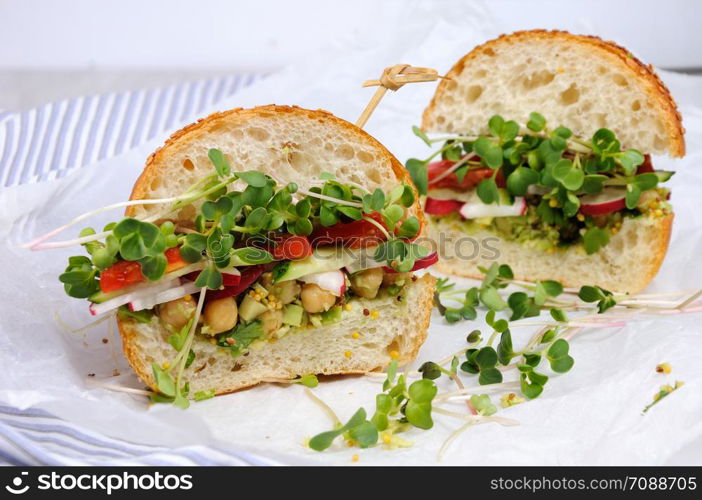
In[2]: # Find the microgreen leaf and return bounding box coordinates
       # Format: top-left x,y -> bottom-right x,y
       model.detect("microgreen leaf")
473,137 -> 503,169
235,170 -> 268,187
404,379 -> 437,429
479,286 -> 508,311
547,339 -> 575,373
526,112 -> 546,132
405,158 -> 428,196
195,265 -> 222,290
419,361 -> 442,380
583,227 -> 610,255
497,330 -> 514,365
412,125 -> 432,147
208,148 -> 231,177
308,408 -> 368,451
476,176 -> 499,204
469,394 -> 497,416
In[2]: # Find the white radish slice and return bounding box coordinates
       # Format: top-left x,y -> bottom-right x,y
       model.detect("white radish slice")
459,197 -> 526,219
298,270 -> 346,296
129,281 -> 200,311
579,188 -> 626,216
89,279 -> 179,316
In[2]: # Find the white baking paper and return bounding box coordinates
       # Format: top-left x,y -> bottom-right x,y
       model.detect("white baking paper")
1,2 -> 701,465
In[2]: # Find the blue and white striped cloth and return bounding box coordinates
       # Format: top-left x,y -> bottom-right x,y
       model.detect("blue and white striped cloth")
0,405 -> 270,466
0,72 -> 276,465
0,73 -> 263,188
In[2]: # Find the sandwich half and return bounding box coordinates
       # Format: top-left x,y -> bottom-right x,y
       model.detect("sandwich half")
57,105 -> 435,400
411,30 -> 685,294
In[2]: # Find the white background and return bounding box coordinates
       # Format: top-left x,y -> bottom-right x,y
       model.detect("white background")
0,0 -> 701,108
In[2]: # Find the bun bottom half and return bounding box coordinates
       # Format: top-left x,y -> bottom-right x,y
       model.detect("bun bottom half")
426,214 -> 672,294
117,274 -> 436,395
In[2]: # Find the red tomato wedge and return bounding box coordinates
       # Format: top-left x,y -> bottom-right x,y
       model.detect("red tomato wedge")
383,251 -> 439,274
100,260 -> 144,293
427,160 -> 505,190
100,246 -> 188,293
309,212 -> 388,249
271,234 -> 313,260
165,246 -> 188,273
424,197 -> 464,216
204,265 -> 265,301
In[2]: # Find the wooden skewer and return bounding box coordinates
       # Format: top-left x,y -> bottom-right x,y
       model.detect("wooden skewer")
356,64 -> 447,128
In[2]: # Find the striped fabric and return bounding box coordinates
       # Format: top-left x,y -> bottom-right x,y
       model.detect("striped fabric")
0,73 -> 264,188
0,405 -> 270,466
0,73 -> 276,465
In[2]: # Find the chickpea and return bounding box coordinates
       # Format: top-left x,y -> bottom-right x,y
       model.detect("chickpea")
158,296 -> 196,329
269,280 -> 301,304
350,268 -> 384,299
382,271 -> 411,287
301,283 -> 337,313
259,309 -> 284,335
203,297 -> 238,335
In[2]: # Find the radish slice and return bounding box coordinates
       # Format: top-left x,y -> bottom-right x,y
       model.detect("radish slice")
579,188 -> 626,216
425,197 -> 464,216
129,281 -> 200,311
299,270 -> 346,296
89,279 -> 179,316
459,197 -> 526,219
384,251 -> 439,273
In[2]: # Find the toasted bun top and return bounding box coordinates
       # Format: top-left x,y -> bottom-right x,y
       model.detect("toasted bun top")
126,105 -> 421,220
422,30 -> 685,157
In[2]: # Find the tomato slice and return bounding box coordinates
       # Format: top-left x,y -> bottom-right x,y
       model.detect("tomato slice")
205,265 -> 265,301
100,260 -> 144,293
165,246 -> 188,273
427,160 -> 505,190
309,212 -> 388,249
271,234 -> 313,260
424,197 -> 464,216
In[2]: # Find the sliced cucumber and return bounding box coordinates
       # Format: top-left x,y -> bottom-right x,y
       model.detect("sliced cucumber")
654,170 -> 675,183
272,247 -> 355,283
239,295 -> 269,322
282,304 -> 304,327
321,305 -> 342,324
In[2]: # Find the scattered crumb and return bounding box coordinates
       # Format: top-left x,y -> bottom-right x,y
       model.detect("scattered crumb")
101,338 -> 109,344
363,308 -> 370,316
351,454 -> 360,462
87,373 -> 95,377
